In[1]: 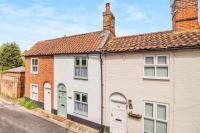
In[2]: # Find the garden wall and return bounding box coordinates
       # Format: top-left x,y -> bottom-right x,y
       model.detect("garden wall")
0,71 -> 25,98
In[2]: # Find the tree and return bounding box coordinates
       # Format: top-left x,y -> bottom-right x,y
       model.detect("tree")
0,42 -> 23,71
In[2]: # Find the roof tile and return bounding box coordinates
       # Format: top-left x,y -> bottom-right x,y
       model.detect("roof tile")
26,31 -> 103,56
104,30 -> 200,52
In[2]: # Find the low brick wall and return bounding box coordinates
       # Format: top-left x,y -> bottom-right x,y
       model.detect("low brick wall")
0,72 -> 25,98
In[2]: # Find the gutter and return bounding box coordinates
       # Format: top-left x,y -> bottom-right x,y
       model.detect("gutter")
98,31 -> 109,132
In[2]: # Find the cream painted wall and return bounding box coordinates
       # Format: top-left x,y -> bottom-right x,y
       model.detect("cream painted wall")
103,49 -> 200,133
54,54 -> 102,124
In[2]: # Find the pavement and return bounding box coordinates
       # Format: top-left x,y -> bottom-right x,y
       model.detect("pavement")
0,100 -> 75,133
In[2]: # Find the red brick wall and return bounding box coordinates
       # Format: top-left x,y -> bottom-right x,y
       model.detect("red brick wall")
25,56 -> 54,109
172,0 -> 199,31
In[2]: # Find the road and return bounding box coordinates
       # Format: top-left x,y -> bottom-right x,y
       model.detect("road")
0,99 -> 75,133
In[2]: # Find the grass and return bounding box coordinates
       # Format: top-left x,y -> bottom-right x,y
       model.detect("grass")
0,93 -> 38,110
19,98 -> 38,110
0,93 -> 17,103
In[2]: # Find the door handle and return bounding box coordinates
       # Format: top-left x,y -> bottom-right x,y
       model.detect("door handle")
61,104 -> 65,107
115,119 -> 122,122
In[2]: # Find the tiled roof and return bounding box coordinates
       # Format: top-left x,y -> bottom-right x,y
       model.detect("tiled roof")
6,66 -> 25,73
25,31 -> 103,56
103,30 -> 200,52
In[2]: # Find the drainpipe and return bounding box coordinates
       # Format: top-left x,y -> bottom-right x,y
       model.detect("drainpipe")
100,53 -> 104,132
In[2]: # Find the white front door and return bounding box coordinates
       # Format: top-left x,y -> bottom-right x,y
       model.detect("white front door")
110,102 -> 127,133
44,87 -> 51,112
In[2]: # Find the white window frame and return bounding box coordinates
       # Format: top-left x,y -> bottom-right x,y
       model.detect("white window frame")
31,58 -> 39,74
143,55 -> 169,80
30,84 -> 38,101
74,92 -> 88,116
144,101 -> 169,133
74,56 -> 88,79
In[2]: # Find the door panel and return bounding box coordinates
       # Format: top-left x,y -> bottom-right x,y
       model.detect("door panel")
110,102 -> 127,133
58,86 -> 67,117
44,88 -> 51,112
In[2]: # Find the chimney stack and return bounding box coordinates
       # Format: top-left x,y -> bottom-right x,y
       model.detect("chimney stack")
103,3 -> 115,37
172,0 -> 199,31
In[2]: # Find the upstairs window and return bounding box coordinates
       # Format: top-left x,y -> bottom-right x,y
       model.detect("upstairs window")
74,57 -> 88,79
144,55 -> 169,79
31,58 -> 38,74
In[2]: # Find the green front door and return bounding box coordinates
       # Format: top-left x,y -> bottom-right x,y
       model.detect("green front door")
58,85 -> 67,117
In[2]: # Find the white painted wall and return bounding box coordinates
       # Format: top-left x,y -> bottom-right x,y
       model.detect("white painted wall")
103,49 -> 200,133
54,54 -> 102,124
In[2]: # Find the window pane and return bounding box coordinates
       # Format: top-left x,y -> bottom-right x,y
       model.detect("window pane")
32,59 -> 35,65
144,67 -> 155,77
32,85 -> 36,92
75,93 -> 80,101
82,59 -> 87,66
81,67 -> 88,77
144,119 -> 154,133
157,105 -> 166,120
158,56 -> 167,64
145,103 -> 153,117
35,59 -> 38,65
156,121 -> 167,133
75,67 -> 80,77
75,102 -> 82,112
145,57 -> 154,64
32,59 -> 38,65
82,94 -> 88,103
75,59 -> 80,66
157,67 -> 168,78
32,66 -> 38,72
82,103 -> 88,114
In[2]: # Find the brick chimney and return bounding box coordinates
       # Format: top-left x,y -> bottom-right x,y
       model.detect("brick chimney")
103,3 -> 115,37
172,0 -> 199,31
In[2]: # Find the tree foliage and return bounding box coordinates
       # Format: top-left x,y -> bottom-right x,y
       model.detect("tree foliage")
0,42 -> 23,71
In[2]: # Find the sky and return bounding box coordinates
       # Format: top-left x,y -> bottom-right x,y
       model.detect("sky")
0,0 -> 199,51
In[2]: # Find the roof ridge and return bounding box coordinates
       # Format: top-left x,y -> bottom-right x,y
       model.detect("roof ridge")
42,30 -> 102,42
115,30 -> 173,39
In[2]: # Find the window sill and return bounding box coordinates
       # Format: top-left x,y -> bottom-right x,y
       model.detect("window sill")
74,112 -> 88,117
31,72 -> 38,75
143,77 -> 170,81
30,98 -> 38,102
74,77 -> 88,81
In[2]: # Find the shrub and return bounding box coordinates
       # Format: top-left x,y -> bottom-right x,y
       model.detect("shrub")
19,98 -> 38,109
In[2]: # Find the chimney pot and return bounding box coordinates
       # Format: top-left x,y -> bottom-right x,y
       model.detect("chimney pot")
106,3 -> 110,11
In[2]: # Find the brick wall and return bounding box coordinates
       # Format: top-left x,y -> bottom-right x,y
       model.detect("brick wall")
25,56 -> 54,109
172,0 -> 199,31
0,72 -> 25,98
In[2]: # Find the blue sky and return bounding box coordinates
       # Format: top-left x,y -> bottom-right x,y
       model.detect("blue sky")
0,0 -> 199,51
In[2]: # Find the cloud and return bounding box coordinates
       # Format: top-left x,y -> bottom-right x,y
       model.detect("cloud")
0,1 -> 102,51
123,4 -> 148,22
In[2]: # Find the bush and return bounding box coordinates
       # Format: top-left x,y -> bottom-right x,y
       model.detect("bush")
19,98 -> 38,109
